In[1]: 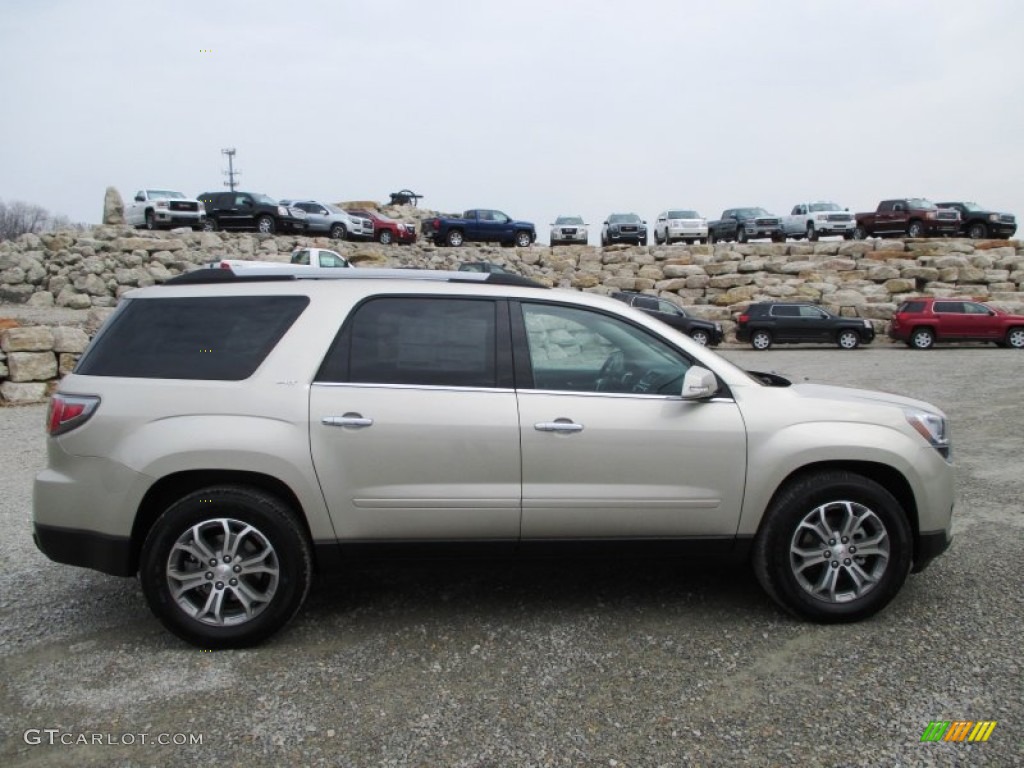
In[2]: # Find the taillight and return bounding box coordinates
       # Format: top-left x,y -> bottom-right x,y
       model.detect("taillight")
429,218 -> 440,231
738,314 -> 750,324
46,394 -> 100,436
219,261 -> 231,269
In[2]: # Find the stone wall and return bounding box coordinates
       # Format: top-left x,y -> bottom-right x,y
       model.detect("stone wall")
1,213 -> 1022,404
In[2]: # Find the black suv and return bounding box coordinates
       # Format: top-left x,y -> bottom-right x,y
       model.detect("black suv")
611,291 -> 723,346
736,302 -> 875,350
935,202 -> 1017,240
197,192 -> 306,235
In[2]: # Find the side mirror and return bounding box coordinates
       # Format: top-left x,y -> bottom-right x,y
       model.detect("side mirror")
603,221 -> 609,225
680,366 -> 718,400
135,194 -> 145,202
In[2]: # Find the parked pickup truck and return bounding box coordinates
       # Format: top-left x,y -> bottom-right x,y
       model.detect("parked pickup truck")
213,248 -> 350,270
708,208 -> 784,243
422,209 -> 536,247
935,202 -> 1017,240
126,189 -> 206,230
853,199 -> 960,240
780,201 -> 855,241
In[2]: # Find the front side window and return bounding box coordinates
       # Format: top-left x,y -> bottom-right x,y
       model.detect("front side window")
657,299 -> 686,317
76,296 -> 308,380
318,298 -> 497,388
520,303 -> 690,395
963,302 -> 991,315
799,306 -> 828,319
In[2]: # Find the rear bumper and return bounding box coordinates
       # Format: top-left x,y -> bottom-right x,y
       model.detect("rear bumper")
34,523 -> 134,577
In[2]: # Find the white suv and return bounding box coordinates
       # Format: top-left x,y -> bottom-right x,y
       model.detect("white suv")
34,268 -> 954,647
654,209 -> 709,245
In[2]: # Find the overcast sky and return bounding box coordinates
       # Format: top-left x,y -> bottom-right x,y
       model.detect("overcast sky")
2,0 -> 1022,242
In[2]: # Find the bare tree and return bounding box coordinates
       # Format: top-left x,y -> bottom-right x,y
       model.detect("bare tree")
0,199 -> 87,241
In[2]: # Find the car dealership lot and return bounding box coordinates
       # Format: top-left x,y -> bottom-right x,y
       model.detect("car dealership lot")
1,347 -> 1021,767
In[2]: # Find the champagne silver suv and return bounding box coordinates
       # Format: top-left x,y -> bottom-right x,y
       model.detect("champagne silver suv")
34,267 -> 955,648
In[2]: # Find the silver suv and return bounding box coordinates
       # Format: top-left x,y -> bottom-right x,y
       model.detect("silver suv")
34,268 -> 954,647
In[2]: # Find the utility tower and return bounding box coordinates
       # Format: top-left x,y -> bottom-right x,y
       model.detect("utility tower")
221,148 -> 241,191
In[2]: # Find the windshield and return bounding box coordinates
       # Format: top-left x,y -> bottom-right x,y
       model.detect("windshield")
907,199 -> 937,211
808,202 -> 841,212
736,208 -> 769,217
146,190 -> 185,199
608,214 -> 641,224
555,216 -> 584,225
959,202 -> 982,212
254,194 -> 277,206
667,210 -> 699,219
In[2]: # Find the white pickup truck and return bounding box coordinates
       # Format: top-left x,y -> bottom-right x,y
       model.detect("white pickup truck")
780,201 -> 856,241
214,248 -> 350,270
125,189 -> 206,230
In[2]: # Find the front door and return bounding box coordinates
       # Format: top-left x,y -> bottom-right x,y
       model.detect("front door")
513,301 -> 746,540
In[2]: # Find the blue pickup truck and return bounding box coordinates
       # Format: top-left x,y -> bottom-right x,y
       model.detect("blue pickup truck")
422,209 -> 536,247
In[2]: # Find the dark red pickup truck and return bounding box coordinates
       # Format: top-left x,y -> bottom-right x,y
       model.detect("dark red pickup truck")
853,199 -> 960,239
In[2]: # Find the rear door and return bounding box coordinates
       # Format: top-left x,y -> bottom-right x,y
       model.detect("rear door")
298,202 -> 329,233
309,296 -> 521,543
932,300 -> 967,338
513,300 -> 746,541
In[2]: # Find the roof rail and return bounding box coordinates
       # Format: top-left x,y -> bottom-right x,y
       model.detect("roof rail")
163,266 -> 548,289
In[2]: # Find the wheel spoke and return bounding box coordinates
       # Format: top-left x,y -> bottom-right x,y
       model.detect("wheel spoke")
168,569 -> 208,597
791,547 -> 829,573
813,563 -> 841,601
197,586 -> 226,624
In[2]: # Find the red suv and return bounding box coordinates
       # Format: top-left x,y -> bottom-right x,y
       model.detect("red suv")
889,297 -> 1024,349
345,209 -> 417,245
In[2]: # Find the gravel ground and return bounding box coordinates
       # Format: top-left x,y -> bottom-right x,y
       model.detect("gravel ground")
1,346 -> 1021,767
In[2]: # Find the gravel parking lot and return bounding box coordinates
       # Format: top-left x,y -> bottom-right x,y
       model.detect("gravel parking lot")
1,346 -> 1021,767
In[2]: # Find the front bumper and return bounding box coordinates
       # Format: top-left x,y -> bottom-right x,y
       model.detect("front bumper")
551,228 -> 588,244
913,527 -> 952,573
667,226 -> 709,240
154,211 -> 205,226
743,226 -> 783,239
608,230 -> 646,243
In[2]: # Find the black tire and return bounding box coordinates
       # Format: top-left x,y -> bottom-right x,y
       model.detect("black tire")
736,229 -> 748,244
752,470 -> 912,623
515,230 -> 532,248
690,329 -> 710,346
837,329 -> 860,350
907,220 -> 925,238
330,223 -> 347,240
202,218 -> 218,232
256,215 -> 275,235
852,226 -> 867,240
1005,327 -> 1024,349
751,329 -> 772,350
378,229 -> 393,245
967,222 -> 988,240
145,210 -> 157,231
550,240 -> 559,248
642,235 -> 649,246
139,486 -> 312,649
446,229 -> 464,247
772,233 -> 786,243
807,224 -> 818,242
707,232 -> 715,244
843,232 -> 853,240
911,327 -> 934,350
654,230 -> 663,245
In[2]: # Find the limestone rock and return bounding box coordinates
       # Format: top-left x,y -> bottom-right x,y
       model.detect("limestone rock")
7,351 -> 57,381
1,326 -> 54,352
52,327 -> 90,353
103,187 -> 125,225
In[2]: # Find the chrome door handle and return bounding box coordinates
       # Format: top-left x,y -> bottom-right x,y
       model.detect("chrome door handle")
534,421 -> 584,433
322,414 -> 373,428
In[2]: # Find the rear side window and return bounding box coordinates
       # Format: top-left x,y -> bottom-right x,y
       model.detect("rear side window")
771,305 -> 800,317
898,301 -> 926,313
76,296 -> 308,380
317,297 -> 498,388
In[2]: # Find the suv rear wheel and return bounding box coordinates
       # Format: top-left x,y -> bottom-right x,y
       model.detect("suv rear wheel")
140,486 -> 312,648
752,470 -> 912,622
911,327 -> 934,350
750,330 -> 772,350
837,330 -> 860,350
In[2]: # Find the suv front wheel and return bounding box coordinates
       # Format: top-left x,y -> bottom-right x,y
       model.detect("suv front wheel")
753,470 -> 912,623
837,330 -> 860,350
140,486 -> 312,648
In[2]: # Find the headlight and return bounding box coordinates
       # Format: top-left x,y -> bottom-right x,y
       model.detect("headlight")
905,408 -> 951,459
989,213 -> 1000,222
278,206 -> 288,216
198,203 -> 205,212
863,319 -> 871,328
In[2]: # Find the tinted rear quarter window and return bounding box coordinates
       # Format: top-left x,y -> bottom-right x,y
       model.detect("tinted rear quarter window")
76,296 -> 309,380
898,301 -> 926,313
